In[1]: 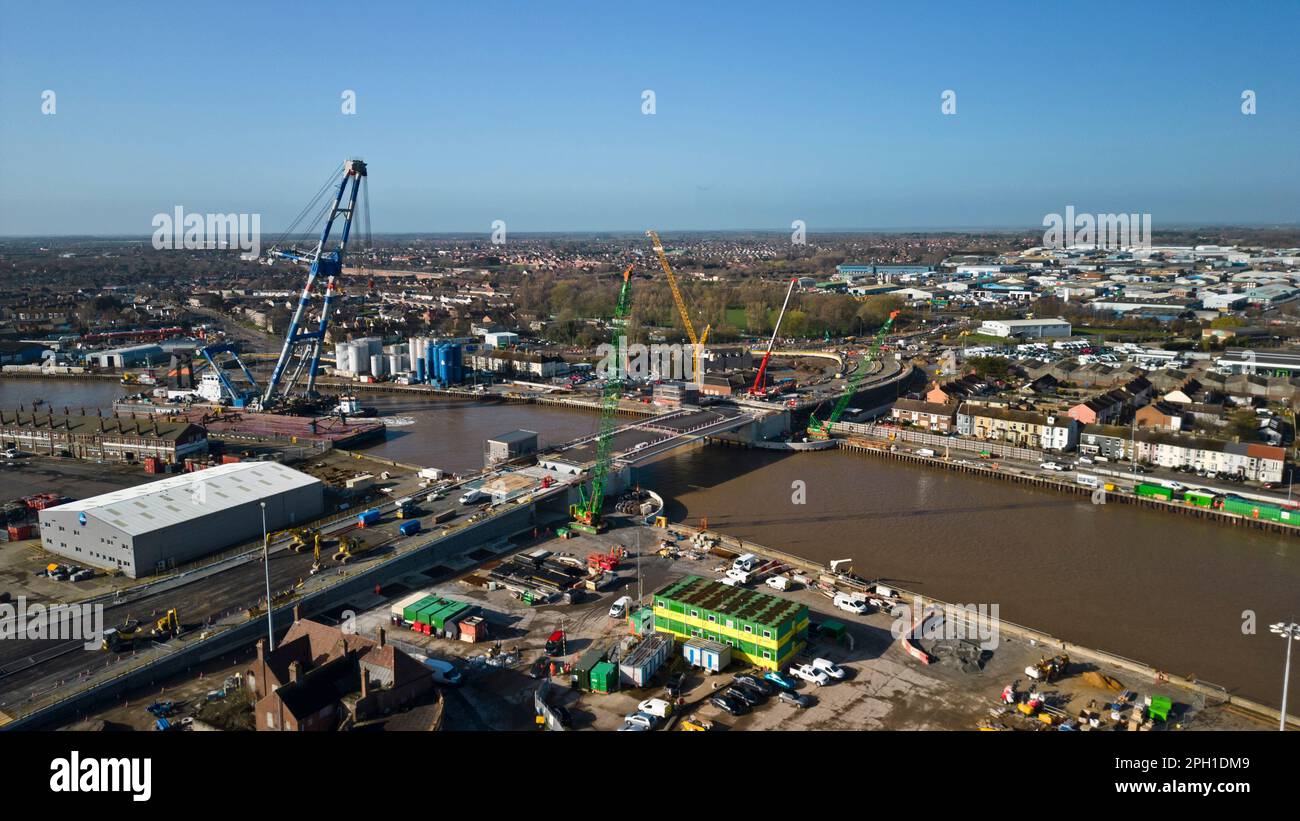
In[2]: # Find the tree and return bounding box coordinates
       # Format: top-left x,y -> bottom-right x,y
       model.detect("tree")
1228,408 -> 1261,441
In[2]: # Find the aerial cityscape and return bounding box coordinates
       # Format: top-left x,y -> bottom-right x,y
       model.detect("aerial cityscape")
0,0 -> 1296,799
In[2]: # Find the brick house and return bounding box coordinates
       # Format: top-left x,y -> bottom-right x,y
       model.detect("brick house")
890,399 -> 958,432
247,612 -> 433,731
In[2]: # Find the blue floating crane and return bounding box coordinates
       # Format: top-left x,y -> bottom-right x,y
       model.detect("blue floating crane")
262,158 -> 369,408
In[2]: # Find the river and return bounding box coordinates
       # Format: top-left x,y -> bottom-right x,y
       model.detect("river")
5,377 -> 1298,708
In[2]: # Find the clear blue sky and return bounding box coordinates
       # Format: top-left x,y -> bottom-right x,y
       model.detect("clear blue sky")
1,0 -> 1297,235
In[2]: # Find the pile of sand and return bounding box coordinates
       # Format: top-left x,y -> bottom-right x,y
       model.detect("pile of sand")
1082,671 -> 1124,691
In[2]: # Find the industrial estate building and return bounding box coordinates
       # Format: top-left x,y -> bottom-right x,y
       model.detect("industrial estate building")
0,410 -> 208,462
652,575 -> 809,671
978,318 -> 1072,338
38,461 -> 324,577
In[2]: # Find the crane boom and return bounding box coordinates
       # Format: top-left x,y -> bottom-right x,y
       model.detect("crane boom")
263,159 -> 368,406
647,230 -> 710,385
808,310 -> 900,438
570,264 -> 635,533
749,277 -> 798,395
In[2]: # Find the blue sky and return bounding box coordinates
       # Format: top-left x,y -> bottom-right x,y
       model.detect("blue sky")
1,0 -> 1297,235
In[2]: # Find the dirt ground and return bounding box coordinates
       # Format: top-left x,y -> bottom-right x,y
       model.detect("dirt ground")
344,523 -> 1271,732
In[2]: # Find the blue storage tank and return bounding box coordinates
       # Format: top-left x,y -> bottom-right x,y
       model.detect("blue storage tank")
399,520 -> 421,537
357,508 -> 381,528
425,341 -> 437,384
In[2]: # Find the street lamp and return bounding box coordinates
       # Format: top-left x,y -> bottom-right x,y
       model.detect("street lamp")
260,501 -> 274,651
1269,620 -> 1300,732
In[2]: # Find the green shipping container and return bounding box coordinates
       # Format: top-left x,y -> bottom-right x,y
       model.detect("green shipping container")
1221,497 -> 1292,523
403,596 -> 441,624
1135,482 -> 1172,501
413,599 -> 449,625
590,661 -> 618,693
429,601 -> 472,630
1183,491 -> 1215,508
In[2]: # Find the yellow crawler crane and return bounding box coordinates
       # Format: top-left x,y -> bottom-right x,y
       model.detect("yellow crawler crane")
647,230 -> 710,387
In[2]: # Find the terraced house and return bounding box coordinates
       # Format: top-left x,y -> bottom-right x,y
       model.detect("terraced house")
652,575 -> 808,671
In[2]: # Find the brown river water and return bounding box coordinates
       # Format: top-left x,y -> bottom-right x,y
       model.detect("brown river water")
5,379 -> 1297,708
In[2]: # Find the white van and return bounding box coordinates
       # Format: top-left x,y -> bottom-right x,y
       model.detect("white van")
765,575 -> 791,592
609,595 -> 633,618
459,488 -> 484,505
833,592 -> 869,615
725,567 -> 752,585
732,553 -> 759,573
637,697 -> 673,718
916,448 -> 937,458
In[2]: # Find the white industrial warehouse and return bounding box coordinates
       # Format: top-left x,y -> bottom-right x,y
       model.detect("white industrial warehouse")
38,461 -> 324,578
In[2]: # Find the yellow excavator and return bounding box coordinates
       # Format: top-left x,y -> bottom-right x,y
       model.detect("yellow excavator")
152,609 -> 181,641
1025,653 -> 1070,683
101,609 -> 180,651
332,534 -> 374,564
101,618 -> 144,652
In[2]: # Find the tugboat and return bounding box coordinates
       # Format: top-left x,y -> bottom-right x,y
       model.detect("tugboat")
332,394 -> 377,418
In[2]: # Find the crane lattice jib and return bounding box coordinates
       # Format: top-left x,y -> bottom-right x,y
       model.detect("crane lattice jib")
263,159 -> 367,406
647,231 -> 697,346
575,265 -> 635,525
810,310 -> 899,436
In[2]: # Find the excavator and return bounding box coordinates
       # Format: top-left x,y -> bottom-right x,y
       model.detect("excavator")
101,609 -> 181,651
1025,653 -> 1070,682
332,534 -> 374,564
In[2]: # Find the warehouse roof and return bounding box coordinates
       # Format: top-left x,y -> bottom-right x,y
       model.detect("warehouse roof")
44,461 -> 320,536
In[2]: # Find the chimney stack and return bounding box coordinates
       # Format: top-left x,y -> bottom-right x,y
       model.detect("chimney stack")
377,627 -> 386,648
288,661 -> 301,684
359,669 -> 369,699
292,604 -> 301,623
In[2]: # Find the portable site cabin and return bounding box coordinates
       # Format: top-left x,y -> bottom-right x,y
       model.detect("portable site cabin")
683,638 -> 730,673
590,662 -> 618,693
573,646 -> 606,691
400,595 -> 441,625
619,633 -> 673,688
392,592 -> 431,622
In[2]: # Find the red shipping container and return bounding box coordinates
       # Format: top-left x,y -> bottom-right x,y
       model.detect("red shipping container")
222,455 -> 241,464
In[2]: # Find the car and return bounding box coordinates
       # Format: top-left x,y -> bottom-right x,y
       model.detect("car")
734,674 -> 775,695
790,664 -> 830,686
833,592 -> 869,615
709,694 -> 749,716
1078,456 -> 1095,465
778,690 -> 815,709
422,658 -> 463,686
811,658 -> 846,680
764,670 -> 797,691
618,719 -> 651,732
727,685 -> 764,707
621,711 -> 659,730
608,596 -> 633,618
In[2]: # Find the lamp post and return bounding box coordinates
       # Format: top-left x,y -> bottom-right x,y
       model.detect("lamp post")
261,501 -> 274,651
1270,620 -> 1300,732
